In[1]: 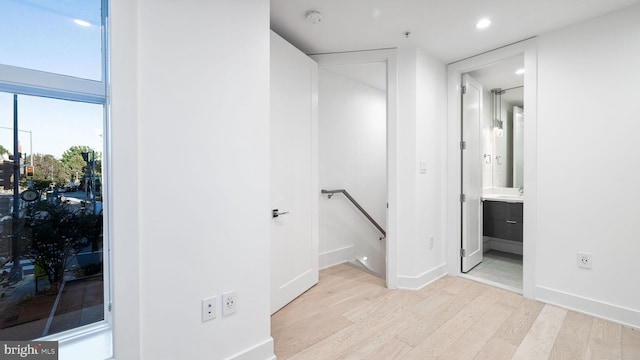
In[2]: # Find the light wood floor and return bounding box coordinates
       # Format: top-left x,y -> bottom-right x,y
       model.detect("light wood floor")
271,264 -> 640,359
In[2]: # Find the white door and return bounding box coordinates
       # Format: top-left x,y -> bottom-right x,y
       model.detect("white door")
270,32 -> 319,314
461,74 -> 483,272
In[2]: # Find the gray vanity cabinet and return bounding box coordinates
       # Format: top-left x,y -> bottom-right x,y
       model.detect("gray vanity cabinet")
482,200 -> 523,242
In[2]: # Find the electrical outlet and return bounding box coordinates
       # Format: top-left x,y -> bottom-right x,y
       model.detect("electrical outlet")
429,236 -> 434,249
202,296 -> 216,322
577,252 -> 592,269
222,291 -> 237,316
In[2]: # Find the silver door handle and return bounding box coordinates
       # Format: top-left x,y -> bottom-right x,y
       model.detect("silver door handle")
272,209 -> 290,218
506,220 -> 517,224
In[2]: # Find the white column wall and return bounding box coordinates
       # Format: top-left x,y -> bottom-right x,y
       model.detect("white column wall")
396,49 -> 418,279
111,0 -> 274,359
396,48 -> 448,288
535,4 -> 640,326
109,0 -> 141,358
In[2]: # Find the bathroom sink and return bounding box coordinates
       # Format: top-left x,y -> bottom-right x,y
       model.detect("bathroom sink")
482,194 -> 523,203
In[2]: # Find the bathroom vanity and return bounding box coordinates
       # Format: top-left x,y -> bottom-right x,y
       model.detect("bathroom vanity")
482,199 -> 523,242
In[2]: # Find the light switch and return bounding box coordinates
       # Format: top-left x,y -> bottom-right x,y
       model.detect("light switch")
419,161 -> 427,174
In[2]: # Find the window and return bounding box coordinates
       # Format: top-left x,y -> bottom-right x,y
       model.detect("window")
0,0 -> 109,353
0,0 -> 103,81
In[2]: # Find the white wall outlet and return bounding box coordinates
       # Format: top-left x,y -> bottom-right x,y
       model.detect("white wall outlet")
222,291 -> 237,316
429,236 -> 434,249
202,296 -> 216,322
577,252 -> 592,269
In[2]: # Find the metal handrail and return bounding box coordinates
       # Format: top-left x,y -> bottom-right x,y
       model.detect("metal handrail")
321,189 -> 386,239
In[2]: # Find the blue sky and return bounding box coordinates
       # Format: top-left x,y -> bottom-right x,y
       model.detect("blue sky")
0,0 -> 103,159
0,93 -> 103,159
0,0 -> 102,80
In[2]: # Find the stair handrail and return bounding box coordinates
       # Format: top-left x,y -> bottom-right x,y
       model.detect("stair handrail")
321,189 -> 386,239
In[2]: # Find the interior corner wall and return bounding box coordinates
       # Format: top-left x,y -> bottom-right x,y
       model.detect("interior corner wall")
535,4 -> 640,326
112,0 -> 273,359
396,48 -> 447,288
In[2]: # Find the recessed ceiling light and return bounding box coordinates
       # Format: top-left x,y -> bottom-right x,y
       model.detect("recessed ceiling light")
74,19 -> 91,27
515,68 -> 525,75
475,18 -> 491,29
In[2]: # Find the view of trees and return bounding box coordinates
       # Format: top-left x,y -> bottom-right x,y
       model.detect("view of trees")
20,202 -> 103,293
1,144 -> 104,293
61,145 -> 102,175
1,145 -> 101,190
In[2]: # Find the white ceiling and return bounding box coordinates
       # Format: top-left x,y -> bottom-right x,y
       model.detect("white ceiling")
271,0 -> 640,63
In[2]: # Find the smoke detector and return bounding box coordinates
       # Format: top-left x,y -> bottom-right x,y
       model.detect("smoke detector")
306,10 -> 323,24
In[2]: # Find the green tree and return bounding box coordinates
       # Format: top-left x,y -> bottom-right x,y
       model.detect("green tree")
21,202 -> 103,293
61,146 -> 99,177
32,153 -> 67,187
0,144 -> 8,155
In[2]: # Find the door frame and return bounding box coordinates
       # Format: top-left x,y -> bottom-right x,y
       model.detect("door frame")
446,39 -> 538,298
311,49 -> 398,288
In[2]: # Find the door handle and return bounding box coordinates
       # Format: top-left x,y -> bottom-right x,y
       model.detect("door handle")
272,209 -> 290,218
506,220 -> 517,224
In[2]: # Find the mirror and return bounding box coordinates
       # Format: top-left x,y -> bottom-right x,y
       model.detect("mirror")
468,55 -> 524,189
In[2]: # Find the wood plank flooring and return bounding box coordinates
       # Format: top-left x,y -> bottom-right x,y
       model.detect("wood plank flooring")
271,264 -> 640,359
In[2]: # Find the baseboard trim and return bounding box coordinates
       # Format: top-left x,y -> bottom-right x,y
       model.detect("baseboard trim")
397,264 -> 447,290
536,286 -> 640,328
319,245 -> 355,269
225,337 -> 275,360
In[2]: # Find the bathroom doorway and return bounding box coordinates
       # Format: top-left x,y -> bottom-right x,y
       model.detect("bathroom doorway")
447,39 -> 537,298
460,54 -> 527,293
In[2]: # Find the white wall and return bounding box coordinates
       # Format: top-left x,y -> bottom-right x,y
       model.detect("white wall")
111,1 -> 274,359
535,4 -> 640,326
318,68 -> 387,274
109,0 -> 140,358
396,48 -> 448,288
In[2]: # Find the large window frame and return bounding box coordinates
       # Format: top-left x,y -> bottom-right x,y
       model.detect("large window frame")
0,0 -> 112,358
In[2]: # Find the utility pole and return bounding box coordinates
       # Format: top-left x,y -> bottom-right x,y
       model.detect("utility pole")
81,151 -> 96,212
91,151 -> 96,212
9,94 -> 22,283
